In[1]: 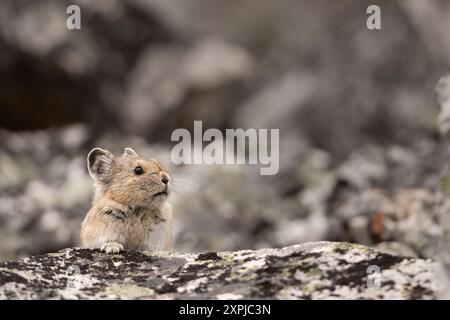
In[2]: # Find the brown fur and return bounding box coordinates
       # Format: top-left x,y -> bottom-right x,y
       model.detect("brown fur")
80,147 -> 172,253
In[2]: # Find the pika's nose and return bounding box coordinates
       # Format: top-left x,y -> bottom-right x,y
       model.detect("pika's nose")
161,174 -> 169,185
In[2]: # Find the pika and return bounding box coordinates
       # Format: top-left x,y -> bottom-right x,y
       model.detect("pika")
80,147 -> 172,253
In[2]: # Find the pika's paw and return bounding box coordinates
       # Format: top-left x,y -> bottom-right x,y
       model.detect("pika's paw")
101,242 -> 124,254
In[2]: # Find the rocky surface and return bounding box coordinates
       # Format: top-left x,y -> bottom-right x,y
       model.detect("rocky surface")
0,242 -> 440,299
1,0 -> 450,293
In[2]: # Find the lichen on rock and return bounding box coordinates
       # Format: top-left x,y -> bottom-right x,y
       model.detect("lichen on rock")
0,242 -> 439,299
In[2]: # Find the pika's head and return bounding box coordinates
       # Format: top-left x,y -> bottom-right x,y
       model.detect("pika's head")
87,147 -> 171,208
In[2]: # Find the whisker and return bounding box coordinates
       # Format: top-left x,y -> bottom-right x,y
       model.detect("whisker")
171,187 -> 187,200
173,181 -> 195,188
172,177 -> 197,190
172,185 -> 187,193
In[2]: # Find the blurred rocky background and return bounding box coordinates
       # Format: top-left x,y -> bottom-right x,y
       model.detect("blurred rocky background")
1,0 -> 450,270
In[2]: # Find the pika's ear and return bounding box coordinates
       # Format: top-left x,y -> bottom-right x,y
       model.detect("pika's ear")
123,147 -> 138,157
87,148 -> 114,181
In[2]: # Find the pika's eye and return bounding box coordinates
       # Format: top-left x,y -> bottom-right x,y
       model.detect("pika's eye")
134,166 -> 144,175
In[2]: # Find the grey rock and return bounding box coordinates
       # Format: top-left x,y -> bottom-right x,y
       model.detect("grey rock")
121,39 -> 253,135
337,145 -> 387,190
0,242 -> 439,300
333,188 -> 442,258
374,241 -> 418,258
436,74 -> 450,137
